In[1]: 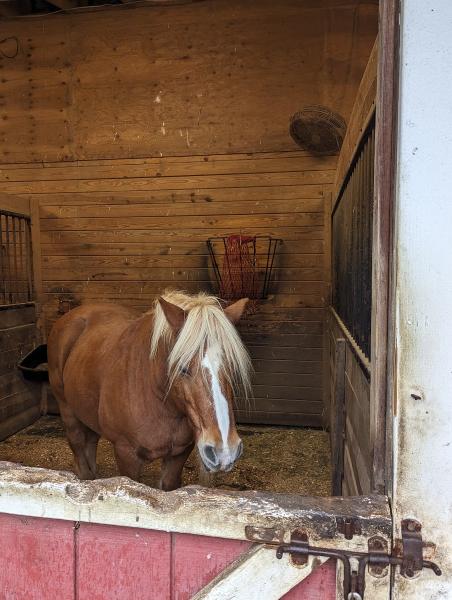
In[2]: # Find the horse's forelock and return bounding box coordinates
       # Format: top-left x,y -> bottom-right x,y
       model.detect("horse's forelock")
149,291 -> 253,399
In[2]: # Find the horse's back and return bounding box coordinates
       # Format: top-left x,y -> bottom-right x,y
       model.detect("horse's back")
47,303 -> 139,405
49,303 -> 135,362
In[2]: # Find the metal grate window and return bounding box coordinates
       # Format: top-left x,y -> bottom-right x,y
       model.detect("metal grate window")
0,210 -> 34,305
332,118 -> 375,359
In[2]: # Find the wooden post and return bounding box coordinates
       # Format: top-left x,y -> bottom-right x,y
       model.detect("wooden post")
29,198 -> 45,341
322,192 -> 332,428
331,338 -> 346,496
370,0 -> 400,494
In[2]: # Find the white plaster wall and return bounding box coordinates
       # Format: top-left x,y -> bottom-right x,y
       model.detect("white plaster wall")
393,1 -> 452,598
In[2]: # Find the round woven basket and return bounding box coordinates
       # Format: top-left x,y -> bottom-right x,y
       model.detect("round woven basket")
290,105 -> 346,156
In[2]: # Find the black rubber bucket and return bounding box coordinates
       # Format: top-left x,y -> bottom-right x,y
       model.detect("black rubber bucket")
18,344 -> 49,382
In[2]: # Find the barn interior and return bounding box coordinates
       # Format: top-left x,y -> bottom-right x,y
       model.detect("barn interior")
0,0 -> 379,497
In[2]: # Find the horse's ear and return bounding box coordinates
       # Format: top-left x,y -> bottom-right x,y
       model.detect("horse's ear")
224,298 -> 249,324
158,297 -> 187,332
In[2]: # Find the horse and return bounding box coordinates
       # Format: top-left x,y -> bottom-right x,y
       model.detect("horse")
47,291 -> 252,491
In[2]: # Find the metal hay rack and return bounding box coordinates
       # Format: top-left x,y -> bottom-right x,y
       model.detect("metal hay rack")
206,235 -> 281,312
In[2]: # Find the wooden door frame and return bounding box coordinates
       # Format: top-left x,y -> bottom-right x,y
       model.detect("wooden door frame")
369,0 -> 400,494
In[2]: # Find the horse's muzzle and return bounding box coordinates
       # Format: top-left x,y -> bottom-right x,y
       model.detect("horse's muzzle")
199,439 -> 243,472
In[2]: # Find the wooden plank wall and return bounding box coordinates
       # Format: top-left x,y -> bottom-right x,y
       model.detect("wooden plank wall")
0,1 -> 378,163
0,514 -> 336,599
0,196 -> 41,439
0,150 -> 335,426
0,305 -> 41,440
0,1 -> 378,427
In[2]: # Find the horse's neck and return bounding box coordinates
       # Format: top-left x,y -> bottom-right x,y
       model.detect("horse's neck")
120,312 -> 174,410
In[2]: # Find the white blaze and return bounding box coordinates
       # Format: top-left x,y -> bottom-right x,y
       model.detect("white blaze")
202,346 -> 230,448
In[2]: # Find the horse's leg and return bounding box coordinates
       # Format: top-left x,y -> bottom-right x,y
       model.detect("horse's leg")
48,316 -> 99,479
65,422 -> 97,480
113,441 -> 143,482
59,403 -> 98,480
84,428 -> 100,478
160,443 -> 194,491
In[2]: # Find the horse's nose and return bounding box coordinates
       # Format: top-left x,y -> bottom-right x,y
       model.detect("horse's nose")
200,443 -> 220,471
199,440 -> 243,472
235,439 -> 243,460
220,439 -> 244,472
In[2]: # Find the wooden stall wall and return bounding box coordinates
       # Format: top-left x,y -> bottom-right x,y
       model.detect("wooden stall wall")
0,2 -> 378,427
0,1 -> 378,163
327,41 -> 377,495
1,151 -> 334,426
0,304 -> 41,439
0,196 -> 42,439
328,314 -> 371,495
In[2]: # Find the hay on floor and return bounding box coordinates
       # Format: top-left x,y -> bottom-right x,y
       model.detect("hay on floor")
0,416 -> 331,496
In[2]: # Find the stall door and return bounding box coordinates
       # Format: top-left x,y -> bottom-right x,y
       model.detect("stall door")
0,470 -> 393,600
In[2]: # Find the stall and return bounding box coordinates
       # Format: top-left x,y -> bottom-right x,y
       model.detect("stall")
0,1 -> 450,599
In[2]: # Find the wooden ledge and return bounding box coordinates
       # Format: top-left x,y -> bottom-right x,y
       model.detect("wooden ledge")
0,462 -> 390,551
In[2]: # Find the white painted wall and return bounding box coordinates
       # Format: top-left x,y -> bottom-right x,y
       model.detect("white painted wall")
392,2 -> 452,598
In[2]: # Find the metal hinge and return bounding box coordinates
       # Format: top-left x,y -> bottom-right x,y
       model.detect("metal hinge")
273,519 -> 441,600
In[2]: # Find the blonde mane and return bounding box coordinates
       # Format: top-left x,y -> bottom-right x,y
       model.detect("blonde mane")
150,290 -> 252,399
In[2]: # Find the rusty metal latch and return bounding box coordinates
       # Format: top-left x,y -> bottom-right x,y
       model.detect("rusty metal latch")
274,519 -> 441,600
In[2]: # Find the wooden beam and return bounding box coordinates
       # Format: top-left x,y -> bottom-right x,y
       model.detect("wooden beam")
0,2 -> 21,17
16,0 -> 32,14
370,0 -> 400,495
29,198 -> 44,340
331,338 -> 346,495
322,191 -> 332,428
45,0 -> 78,9
0,194 -> 30,217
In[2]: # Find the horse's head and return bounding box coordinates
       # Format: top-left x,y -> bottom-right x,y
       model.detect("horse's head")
155,294 -> 252,473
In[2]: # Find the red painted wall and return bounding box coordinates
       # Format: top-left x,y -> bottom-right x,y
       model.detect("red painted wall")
0,513 -> 336,599
0,513 -> 75,600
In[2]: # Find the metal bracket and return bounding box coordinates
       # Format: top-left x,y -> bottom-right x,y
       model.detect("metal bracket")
287,530 -> 309,566
336,516 -> 362,540
367,536 -> 389,578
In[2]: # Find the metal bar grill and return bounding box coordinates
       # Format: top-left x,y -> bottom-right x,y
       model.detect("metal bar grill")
332,117 -> 375,359
0,210 -> 34,306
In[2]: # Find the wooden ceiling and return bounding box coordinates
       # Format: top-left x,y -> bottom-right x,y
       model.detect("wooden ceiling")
0,0 -> 379,19
0,0 -> 209,19
0,0 -> 114,18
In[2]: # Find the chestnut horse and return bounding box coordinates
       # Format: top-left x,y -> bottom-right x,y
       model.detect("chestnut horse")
47,291 -> 252,491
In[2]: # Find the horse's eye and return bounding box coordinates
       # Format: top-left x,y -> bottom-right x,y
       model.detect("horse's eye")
181,367 -> 191,377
